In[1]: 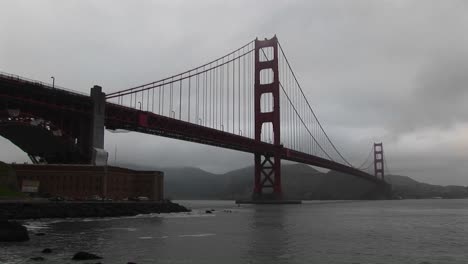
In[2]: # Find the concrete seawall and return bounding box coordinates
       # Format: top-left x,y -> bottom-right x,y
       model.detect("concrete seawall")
0,201 -> 190,220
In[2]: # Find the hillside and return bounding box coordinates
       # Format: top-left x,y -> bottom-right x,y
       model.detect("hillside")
386,174 -> 468,199
118,163 -> 468,200
222,164 -> 379,200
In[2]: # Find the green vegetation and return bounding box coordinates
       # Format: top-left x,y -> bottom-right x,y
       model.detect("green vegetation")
0,185 -> 25,198
0,161 -> 9,175
0,161 -> 24,198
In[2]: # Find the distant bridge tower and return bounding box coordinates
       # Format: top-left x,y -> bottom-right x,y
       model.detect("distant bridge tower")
253,36 -> 282,199
373,142 -> 384,180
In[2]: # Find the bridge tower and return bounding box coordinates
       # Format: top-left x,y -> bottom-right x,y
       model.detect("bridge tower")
373,142 -> 384,180
253,36 -> 282,199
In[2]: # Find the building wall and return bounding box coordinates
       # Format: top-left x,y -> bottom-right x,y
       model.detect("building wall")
12,164 -> 164,200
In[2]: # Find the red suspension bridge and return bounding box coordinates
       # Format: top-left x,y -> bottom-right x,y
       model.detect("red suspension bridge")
0,36 -> 389,199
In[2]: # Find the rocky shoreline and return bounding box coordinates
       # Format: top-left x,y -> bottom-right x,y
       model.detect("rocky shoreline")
0,201 -> 190,220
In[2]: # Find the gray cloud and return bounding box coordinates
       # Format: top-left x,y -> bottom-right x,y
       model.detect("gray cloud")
1,0 -> 467,185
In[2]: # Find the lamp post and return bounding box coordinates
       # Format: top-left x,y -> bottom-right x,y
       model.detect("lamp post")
50,76 -> 55,88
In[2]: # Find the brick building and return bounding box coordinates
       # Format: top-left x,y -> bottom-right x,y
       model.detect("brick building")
11,164 -> 164,200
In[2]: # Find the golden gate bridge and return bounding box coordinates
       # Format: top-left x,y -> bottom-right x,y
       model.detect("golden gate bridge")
0,36 -> 390,200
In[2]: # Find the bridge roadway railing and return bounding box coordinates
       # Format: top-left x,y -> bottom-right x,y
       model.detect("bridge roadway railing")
0,71 -> 88,97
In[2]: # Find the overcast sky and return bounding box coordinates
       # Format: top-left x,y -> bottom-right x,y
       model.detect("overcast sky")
1,0 -> 467,185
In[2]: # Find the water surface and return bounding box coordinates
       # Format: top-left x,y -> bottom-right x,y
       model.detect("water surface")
2,199 -> 468,264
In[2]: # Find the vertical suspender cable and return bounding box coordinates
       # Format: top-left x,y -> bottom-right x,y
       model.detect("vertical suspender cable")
221,59 -> 224,130
227,58 -> 230,132
232,54 -> 235,133
243,50 -> 246,136
179,76 -> 182,120
238,49 -> 241,134
188,73 -> 191,122
196,71 -> 199,124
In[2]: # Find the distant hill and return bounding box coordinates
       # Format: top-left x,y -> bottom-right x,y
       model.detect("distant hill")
386,174 -> 468,199
222,164 -> 380,200
118,163 -> 468,200
117,164 -> 226,199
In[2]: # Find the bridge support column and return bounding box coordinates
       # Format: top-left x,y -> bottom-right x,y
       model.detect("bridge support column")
90,85 -> 107,165
253,36 -> 282,199
254,153 -> 282,199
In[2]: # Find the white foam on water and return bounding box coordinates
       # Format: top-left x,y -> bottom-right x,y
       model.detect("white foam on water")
23,221 -> 51,230
17,209 -> 216,227
156,210 -> 216,218
139,236 -> 153,239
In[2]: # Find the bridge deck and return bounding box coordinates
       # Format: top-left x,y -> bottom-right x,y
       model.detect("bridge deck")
0,73 -> 386,186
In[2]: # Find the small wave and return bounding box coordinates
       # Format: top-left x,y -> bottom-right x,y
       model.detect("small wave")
178,233 -> 216,237
138,236 -> 153,239
108,227 -> 137,231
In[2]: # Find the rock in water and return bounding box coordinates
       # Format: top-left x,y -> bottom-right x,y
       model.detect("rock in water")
72,251 -> 102,260
41,248 -> 52,254
0,220 -> 29,242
